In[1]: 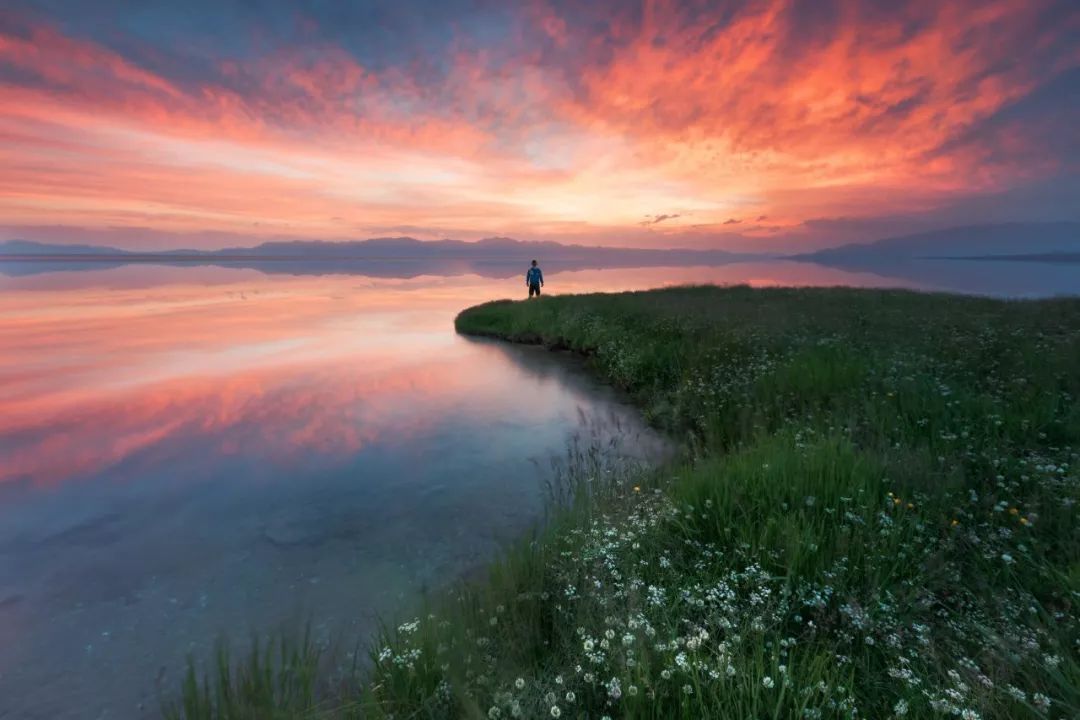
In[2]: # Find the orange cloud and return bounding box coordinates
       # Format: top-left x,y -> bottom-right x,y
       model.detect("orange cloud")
0,1 -> 1076,249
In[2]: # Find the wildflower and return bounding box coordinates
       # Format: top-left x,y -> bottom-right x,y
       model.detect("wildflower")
1019,517 -> 1029,525
633,486 -> 641,492
960,710 -> 980,720
514,678 -> 525,690
763,676 -> 775,689
510,702 -> 521,717
583,639 -> 595,651
628,685 -> 639,697
565,691 -> 575,703
550,706 -> 561,718
893,699 -> 909,716
488,707 -> 501,719
1009,507 -> 1019,515
555,675 -> 564,685
951,519 -> 960,527
1033,693 -> 1051,710
661,669 -> 672,680
1001,553 -> 1015,565
683,684 -> 694,695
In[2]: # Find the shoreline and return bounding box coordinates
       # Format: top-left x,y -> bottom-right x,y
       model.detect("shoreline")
171,285 -> 1080,719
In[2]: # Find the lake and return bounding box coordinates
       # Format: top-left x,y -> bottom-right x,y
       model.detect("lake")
0,257 -> 1077,719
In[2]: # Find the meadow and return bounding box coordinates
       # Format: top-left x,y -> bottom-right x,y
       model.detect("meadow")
171,286 -> 1080,719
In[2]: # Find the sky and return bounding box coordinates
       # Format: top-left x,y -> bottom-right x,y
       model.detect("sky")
1,0 -> 1078,252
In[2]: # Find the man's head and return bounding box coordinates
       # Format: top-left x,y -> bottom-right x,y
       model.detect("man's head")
531,259 -> 538,267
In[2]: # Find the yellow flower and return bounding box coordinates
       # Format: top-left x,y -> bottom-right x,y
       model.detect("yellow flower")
632,486 -> 641,493
1019,517 -> 1029,525
906,503 -> 914,509
1009,507 -> 1019,515
951,519 -> 960,527
893,498 -> 901,506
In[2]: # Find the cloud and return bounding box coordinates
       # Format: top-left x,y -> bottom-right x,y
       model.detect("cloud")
0,0 -> 1077,250
723,218 -> 741,225
639,213 -> 681,226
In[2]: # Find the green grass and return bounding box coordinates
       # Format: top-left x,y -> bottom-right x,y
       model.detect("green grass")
163,633 -> 323,720
169,285 -> 1080,719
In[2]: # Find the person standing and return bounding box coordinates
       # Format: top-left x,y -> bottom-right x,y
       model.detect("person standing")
526,259 -> 544,298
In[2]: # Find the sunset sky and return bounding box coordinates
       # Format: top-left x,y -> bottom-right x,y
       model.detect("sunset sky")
2,0 -> 1078,251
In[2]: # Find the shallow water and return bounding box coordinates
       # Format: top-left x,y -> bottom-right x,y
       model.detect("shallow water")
0,258 -> 1075,719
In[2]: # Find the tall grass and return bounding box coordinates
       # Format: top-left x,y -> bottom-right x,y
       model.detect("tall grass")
163,632 -> 324,720
170,286 -> 1080,719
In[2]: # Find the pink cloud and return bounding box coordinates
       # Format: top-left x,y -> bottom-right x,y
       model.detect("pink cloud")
0,1 -> 1076,250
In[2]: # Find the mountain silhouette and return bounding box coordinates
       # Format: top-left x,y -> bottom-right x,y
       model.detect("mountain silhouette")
0,236 -> 758,278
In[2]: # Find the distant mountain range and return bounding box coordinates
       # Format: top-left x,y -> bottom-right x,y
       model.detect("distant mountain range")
794,222 -> 1080,263
0,236 -> 759,278
0,236 -> 756,261
3,223 -> 1078,279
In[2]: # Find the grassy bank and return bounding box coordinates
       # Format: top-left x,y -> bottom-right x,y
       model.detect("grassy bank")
172,286 -> 1080,719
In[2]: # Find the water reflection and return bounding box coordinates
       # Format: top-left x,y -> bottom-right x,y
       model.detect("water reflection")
0,267 -> 674,719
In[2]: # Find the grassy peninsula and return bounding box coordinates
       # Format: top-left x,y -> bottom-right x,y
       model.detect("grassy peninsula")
173,286 -> 1079,719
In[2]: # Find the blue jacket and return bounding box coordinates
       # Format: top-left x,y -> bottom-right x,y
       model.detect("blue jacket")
526,266 -> 543,286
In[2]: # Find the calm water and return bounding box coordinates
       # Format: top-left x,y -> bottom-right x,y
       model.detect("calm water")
0,258 -> 1076,719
